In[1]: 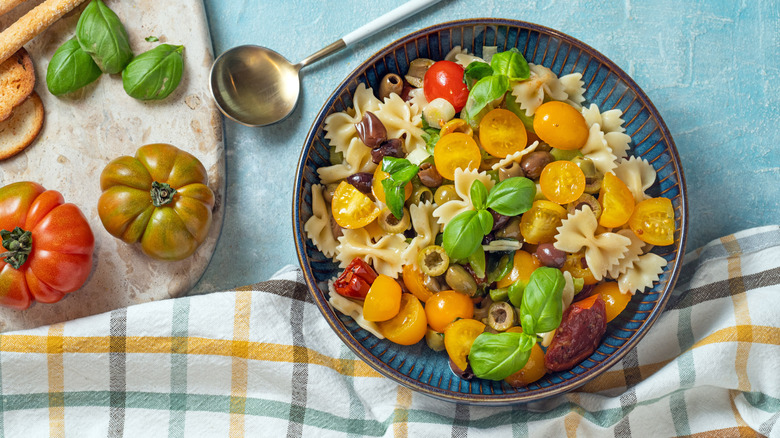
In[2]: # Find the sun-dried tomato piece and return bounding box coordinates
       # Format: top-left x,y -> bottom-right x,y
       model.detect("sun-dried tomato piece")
332,258 -> 378,300
544,294 -> 607,372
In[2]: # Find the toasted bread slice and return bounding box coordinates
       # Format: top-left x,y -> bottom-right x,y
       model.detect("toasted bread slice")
0,91 -> 44,160
0,47 -> 35,122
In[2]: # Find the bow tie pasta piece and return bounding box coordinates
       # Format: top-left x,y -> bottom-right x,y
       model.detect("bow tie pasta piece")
491,141 -> 539,170
336,228 -> 407,278
617,253 -> 668,295
324,83 -> 382,154
373,93 -> 426,156
401,201 -> 440,267
606,229 -> 645,279
580,124 -> 619,176
559,73 -> 586,109
553,205 -> 632,281
304,184 -> 339,258
432,168 -> 495,226
509,63 -> 568,117
581,103 -> 632,160
317,136 -> 377,184
613,156 -> 657,203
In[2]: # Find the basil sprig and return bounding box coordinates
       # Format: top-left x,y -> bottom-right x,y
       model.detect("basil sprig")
123,44 -> 185,100
380,157 -> 419,220
76,0 -> 133,74
520,267 -> 565,336
461,48 -> 530,126
46,37 -> 102,96
469,331 -> 536,380
420,118 -> 441,155
442,177 -> 535,260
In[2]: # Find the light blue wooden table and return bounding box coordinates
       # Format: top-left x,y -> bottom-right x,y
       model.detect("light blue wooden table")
192,0 -> 779,294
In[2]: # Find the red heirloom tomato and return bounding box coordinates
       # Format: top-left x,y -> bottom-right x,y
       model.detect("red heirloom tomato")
98,144 -> 214,261
0,182 -> 95,310
423,60 -> 469,112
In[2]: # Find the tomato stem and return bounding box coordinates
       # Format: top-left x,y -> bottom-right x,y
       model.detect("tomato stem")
150,181 -> 177,207
0,227 -> 33,269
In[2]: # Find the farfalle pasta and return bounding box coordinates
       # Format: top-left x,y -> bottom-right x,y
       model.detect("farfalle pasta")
307,46 -> 676,385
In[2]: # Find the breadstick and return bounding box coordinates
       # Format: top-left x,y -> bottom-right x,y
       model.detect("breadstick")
0,0 -> 87,63
0,0 -> 32,18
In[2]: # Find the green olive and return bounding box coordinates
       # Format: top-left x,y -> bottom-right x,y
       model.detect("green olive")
498,162 -> 524,181
567,193 -> 602,220
495,216 -> 522,240
550,148 -> 583,161
418,245 -> 449,277
487,301 -> 516,331
409,186 -> 434,205
584,176 -> 602,194
378,207 -> 410,234
425,329 -> 445,352
571,156 -> 599,180
445,264 -> 478,297
329,146 -> 344,165
434,184 -> 458,205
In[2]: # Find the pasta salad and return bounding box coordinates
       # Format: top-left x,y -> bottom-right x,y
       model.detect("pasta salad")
305,46 -> 675,385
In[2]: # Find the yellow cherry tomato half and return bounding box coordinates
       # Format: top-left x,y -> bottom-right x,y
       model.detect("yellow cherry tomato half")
401,263 -> 435,303
532,101 -> 589,150
594,281 -> 632,322
519,200 -> 568,244
425,290 -> 475,333
363,274 -> 402,322
479,108 -> 528,158
562,251 -> 598,285
503,327 -> 546,387
539,160 -> 587,205
433,132 -> 481,180
377,293 -> 427,345
598,172 -> 635,228
332,181 -> 380,229
496,250 -> 542,289
443,318 -> 486,372
372,166 -> 413,204
628,197 -> 676,246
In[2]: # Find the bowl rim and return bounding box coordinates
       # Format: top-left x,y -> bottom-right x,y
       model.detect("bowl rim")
293,18 -> 688,405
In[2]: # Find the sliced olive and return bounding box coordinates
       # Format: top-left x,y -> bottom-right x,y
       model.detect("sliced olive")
409,185 -> 434,205
550,148 -> 583,161
445,264 -> 478,297
498,162 -> 524,181
423,273 -> 444,293
474,295 -> 493,321
418,245 -> 449,277
379,73 -> 403,100
566,193 -> 602,220
329,146 -> 343,165
378,207 -> 410,234
495,216 -> 522,240
434,184 -> 458,205
487,301 -> 516,331
440,118 -> 473,137
425,329 -> 445,352
584,176 -> 602,194
418,162 -> 443,188
404,58 -> 434,88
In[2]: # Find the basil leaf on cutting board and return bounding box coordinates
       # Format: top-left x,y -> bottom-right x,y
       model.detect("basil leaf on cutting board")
122,44 -> 184,100
76,0 -> 133,74
46,37 -> 102,95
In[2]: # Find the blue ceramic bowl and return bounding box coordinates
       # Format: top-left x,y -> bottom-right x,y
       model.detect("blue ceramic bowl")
294,19 -> 687,405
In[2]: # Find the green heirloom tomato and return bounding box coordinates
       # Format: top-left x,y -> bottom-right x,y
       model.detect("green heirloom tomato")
97,144 -> 214,261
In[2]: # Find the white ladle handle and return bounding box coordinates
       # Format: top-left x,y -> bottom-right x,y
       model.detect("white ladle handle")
342,0 -> 442,46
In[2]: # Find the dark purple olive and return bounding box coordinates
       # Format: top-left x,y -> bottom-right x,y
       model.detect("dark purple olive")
449,357 -> 475,380
370,138 -> 404,164
520,151 -> 554,180
489,209 -> 510,231
355,111 -> 387,148
572,284 -> 596,302
535,243 -> 567,268
418,162 -> 443,187
346,172 -> 373,193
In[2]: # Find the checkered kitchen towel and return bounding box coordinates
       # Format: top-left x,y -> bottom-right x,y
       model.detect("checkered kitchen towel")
0,226 -> 778,437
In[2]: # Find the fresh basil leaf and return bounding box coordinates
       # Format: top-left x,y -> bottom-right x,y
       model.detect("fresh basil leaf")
476,209 -> 493,236
421,129 -> 440,155
486,177 -> 535,216
463,61 -> 494,89
442,210 -> 483,260
507,278 -> 526,308
145,36 -> 159,42
520,267 -> 565,336
392,165 -> 420,185
487,252 -> 514,283
462,75 -> 509,125
46,37 -> 102,96
468,331 -> 535,381
76,0 -> 133,74
468,246 -> 486,279
122,44 -> 184,100
470,180 -> 488,210
382,179 -> 405,220
490,48 -> 530,81
382,156 -> 409,174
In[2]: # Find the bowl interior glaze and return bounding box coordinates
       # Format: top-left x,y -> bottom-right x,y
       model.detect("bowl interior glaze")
294,19 -> 687,405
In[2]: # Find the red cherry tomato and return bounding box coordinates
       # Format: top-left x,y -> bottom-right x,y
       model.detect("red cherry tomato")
423,61 -> 469,112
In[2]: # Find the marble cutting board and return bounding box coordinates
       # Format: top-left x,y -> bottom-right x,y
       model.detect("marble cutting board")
0,0 -> 225,331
